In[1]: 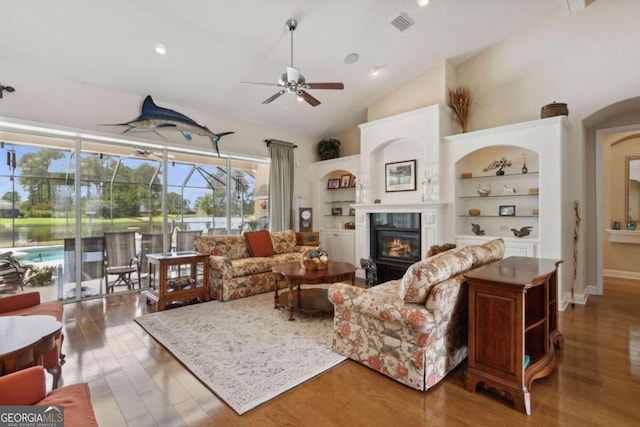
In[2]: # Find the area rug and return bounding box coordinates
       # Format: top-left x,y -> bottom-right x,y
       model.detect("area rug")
134,290 -> 346,415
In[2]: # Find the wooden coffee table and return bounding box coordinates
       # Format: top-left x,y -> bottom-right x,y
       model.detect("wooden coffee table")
272,260 -> 355,321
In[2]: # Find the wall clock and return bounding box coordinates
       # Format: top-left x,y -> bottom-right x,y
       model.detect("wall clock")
299,207 -> 312,232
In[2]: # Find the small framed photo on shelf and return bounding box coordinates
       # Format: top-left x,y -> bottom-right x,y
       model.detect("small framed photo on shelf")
350,175 -> 357,187
327,178 -> 340,189
331,207 -> 343,216
340,174 -> 351,188
385,159 -> 416,192
348,207 -> 355,216
499,205 -> 516,216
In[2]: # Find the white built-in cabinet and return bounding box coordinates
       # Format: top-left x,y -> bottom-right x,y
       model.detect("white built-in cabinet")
455,146 -> 540,256
442,116 -> 567,262
311,156 -> 359,265
319,229 -> 356,265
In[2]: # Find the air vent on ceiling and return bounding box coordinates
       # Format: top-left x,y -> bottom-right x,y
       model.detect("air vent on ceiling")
391,13 -> 414,32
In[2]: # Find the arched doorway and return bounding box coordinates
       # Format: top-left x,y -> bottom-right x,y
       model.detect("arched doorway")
584,97 -> 640,295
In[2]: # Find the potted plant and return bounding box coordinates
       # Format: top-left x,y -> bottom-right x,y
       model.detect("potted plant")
23,264 -> 57,286
317,138 -> 341,160
483,157 -> 512,176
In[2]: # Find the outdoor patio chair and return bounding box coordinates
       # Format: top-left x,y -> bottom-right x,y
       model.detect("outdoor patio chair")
0,251 -> 25,293
104,231 -> 140,293
140,233 -> 167,274
175,230 -> 202,252
63,236 -> 105,296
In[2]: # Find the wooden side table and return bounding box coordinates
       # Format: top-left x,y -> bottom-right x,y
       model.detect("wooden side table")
142,251 -> 210,311
463,256 -> 563,415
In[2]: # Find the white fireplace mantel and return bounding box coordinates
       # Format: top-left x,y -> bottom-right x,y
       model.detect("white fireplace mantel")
353,202 -> 447,212
353,203 -> 447,277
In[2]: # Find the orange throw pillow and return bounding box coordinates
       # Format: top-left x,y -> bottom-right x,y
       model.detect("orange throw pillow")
245,230 -> 275,257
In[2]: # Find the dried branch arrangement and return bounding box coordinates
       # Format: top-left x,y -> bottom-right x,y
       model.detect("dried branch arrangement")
448,87 -> 472,133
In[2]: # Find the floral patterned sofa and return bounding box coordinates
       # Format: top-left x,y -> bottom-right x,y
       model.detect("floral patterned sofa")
194,230 -> 316,301
327,238 -> 505,391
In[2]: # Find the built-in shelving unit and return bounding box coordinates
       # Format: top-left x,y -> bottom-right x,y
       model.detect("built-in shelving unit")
441,114 -> 573,261
456,149 -> 540,244
322,185 -> 356,226
311,156 -> 359,265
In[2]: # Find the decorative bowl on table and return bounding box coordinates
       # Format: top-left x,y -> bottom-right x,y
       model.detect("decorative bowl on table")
299,249 -> 329,270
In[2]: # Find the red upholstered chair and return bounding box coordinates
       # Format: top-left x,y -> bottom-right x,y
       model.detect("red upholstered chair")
0,292 -> 65,388
0,366 -> 98,427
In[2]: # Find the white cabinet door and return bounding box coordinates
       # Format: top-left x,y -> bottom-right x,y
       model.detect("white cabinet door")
320,230 -> 355,265
455,235 -> 538,258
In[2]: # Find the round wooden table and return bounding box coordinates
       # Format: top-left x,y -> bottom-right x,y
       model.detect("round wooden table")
272,260 -> 355,321
0,315 -> 62,378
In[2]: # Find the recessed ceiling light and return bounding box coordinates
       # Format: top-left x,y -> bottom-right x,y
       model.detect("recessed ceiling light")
369,66 -> 382,76
344,53 -> 359,64
154,43 -> 167,55
417,0 -> 430,7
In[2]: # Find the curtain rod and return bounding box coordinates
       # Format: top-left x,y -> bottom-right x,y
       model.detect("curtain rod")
264,139 -> 297,148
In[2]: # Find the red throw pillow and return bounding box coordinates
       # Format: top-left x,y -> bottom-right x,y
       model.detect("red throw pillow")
245,230 -> 275,257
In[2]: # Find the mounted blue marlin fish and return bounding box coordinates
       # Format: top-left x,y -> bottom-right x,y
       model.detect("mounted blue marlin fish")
113,95 -> 233,157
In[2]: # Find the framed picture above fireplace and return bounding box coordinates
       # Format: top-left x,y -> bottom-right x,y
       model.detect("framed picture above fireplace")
385,159 -> 417,192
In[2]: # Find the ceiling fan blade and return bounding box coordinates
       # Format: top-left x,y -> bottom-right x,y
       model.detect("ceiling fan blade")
305,83 -> 344,90
286,66 -> 300,83
299,90 -> 321,107
240,81 -> 282,87
263,90 -> 286,104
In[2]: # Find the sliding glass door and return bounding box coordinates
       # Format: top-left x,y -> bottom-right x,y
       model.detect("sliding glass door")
0,124 -> 269,302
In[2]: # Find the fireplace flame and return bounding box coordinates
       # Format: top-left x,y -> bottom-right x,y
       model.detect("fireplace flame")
388,238 -> 411,257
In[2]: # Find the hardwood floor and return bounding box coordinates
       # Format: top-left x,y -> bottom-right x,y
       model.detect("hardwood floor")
55,278 -> 640,426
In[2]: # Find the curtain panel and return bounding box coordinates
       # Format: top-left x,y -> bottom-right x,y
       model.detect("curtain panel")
267,139 -> 296,231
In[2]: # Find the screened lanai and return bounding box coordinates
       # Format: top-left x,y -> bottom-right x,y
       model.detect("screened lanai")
0,124 -> 269,303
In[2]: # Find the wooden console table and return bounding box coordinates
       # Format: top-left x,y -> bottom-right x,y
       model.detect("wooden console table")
142,251 -> 210,311
463,256 -> 563,415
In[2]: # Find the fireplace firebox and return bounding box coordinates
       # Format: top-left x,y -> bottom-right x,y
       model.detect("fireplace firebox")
370,213 -> 421,283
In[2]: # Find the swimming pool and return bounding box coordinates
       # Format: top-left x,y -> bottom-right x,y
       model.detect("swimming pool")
13,246 -> 64,263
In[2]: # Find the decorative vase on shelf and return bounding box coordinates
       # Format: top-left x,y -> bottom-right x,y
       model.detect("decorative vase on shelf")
483,157 -> 511,176
477,184 -> 491,197
357,184 -> 368,204
522,164 -> 528,174
421,162 -> 438,202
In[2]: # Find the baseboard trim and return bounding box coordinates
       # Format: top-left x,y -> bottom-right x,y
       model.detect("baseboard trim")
560,287 -> 590,310
603,269 -> 640,280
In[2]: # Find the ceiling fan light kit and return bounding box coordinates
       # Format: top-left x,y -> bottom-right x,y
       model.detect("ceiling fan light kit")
241,19 -> 344,107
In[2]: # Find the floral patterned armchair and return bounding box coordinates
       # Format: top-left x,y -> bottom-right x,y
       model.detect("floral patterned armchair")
328,239 -> 504,391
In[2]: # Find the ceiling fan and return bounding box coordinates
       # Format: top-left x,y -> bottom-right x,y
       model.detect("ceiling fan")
241,19 -> 344,107
133,148 -> 175,159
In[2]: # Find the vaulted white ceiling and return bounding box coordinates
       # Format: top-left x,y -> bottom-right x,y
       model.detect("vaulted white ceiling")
0,0 -> 565,138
